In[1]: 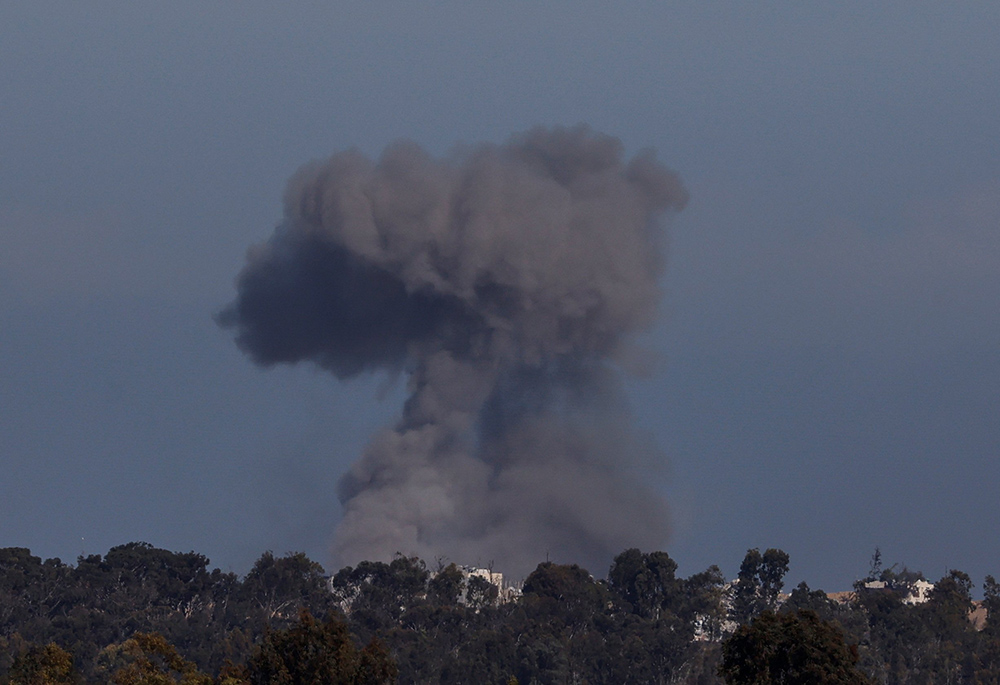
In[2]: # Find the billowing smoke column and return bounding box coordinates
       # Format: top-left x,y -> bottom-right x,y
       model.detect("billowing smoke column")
220,125 -> 688,577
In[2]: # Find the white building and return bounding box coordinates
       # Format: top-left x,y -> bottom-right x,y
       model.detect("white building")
457,565 -> 521,604
902,579 -> 935,605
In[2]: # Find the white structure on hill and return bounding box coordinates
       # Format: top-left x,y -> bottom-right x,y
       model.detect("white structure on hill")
457,565 -> 521,604
901,579 -> 934,605
860,578 -> 934,605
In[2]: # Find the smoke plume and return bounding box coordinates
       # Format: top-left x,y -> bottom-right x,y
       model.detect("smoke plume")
220,125 -> 688,576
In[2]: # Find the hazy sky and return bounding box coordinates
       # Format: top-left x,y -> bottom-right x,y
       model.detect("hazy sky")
2,3 -> 998,591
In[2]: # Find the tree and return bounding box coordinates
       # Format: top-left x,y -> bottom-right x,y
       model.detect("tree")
95,632 -> 211,685
682,565 -> 728,642
247,609 -> 395,685
851,577 -> 924,684
985,575 -> 1000,635
924,569 -> 973,636
781,582 -> 866,648
513,563 -> 610,683
603,548 -> 727,678
427,563 -> 465,606
521,562 -> 607,628
864,548 -> 882,584
0,549 -> 68,642
730,549 -> 790,626
465,575 -> 499,610
976,576 -> 1000,682
607,549 -> 681,620
329,555 -> 429,639
720,610 -> 873,684
919,570 -> 977,682
240,552 -> 334,624
7,643 -> 81,685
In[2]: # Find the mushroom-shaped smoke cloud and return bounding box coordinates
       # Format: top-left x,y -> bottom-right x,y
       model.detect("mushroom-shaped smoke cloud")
220,125 -> 688,576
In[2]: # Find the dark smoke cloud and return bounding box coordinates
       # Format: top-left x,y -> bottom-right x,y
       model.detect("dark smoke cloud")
220,125 -> 688,577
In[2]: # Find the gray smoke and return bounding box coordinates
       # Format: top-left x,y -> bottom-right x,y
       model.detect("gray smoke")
220,125 -> 688,577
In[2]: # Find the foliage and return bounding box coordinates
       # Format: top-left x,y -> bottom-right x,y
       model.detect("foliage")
241,552 -> 335,625
329,556 -> 428,639
720,610 -> 874,684
730,548 -> 790,626
608,548 -> 681,620
95,632 -> 211,685
426,563 -> 465,607
465,574 -> 499,610
246,609 -> 395,685
782,581 -> 867,647
4,542 -> 1000,684
7,642 -> 80,685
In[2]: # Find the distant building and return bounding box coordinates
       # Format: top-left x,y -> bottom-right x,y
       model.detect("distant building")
836,580 -> 988,630
901,579 -> 934,605
858,578 -> 933,605
970,601 -> 988,631
456,565 -> 521,604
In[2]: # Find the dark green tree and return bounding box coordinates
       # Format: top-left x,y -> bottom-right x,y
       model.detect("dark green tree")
782,582 -> 867,649
917,570 -> 977,683
985,575 -> 1000,636
520,562 -> 607,629
511,563 -> 608,683
247,609 -> 395,685
923,570 -> 973,636
0,549 -> 69,641
608,549 -> 681,620
850,562 -> 936,684
329,556 -> 429,640
240,552 -> 334,624
720,609 -> 873,684
975,577 -> 1000,682
464,575 -> 499,610
604,548 -> 726,679
426,563 -> 465,606
730,548 -> 790,626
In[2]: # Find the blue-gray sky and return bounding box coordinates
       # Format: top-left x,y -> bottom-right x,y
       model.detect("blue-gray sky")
2,3 -> 998,590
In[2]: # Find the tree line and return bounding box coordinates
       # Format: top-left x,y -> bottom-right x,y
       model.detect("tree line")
2,542 -> 1000,683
